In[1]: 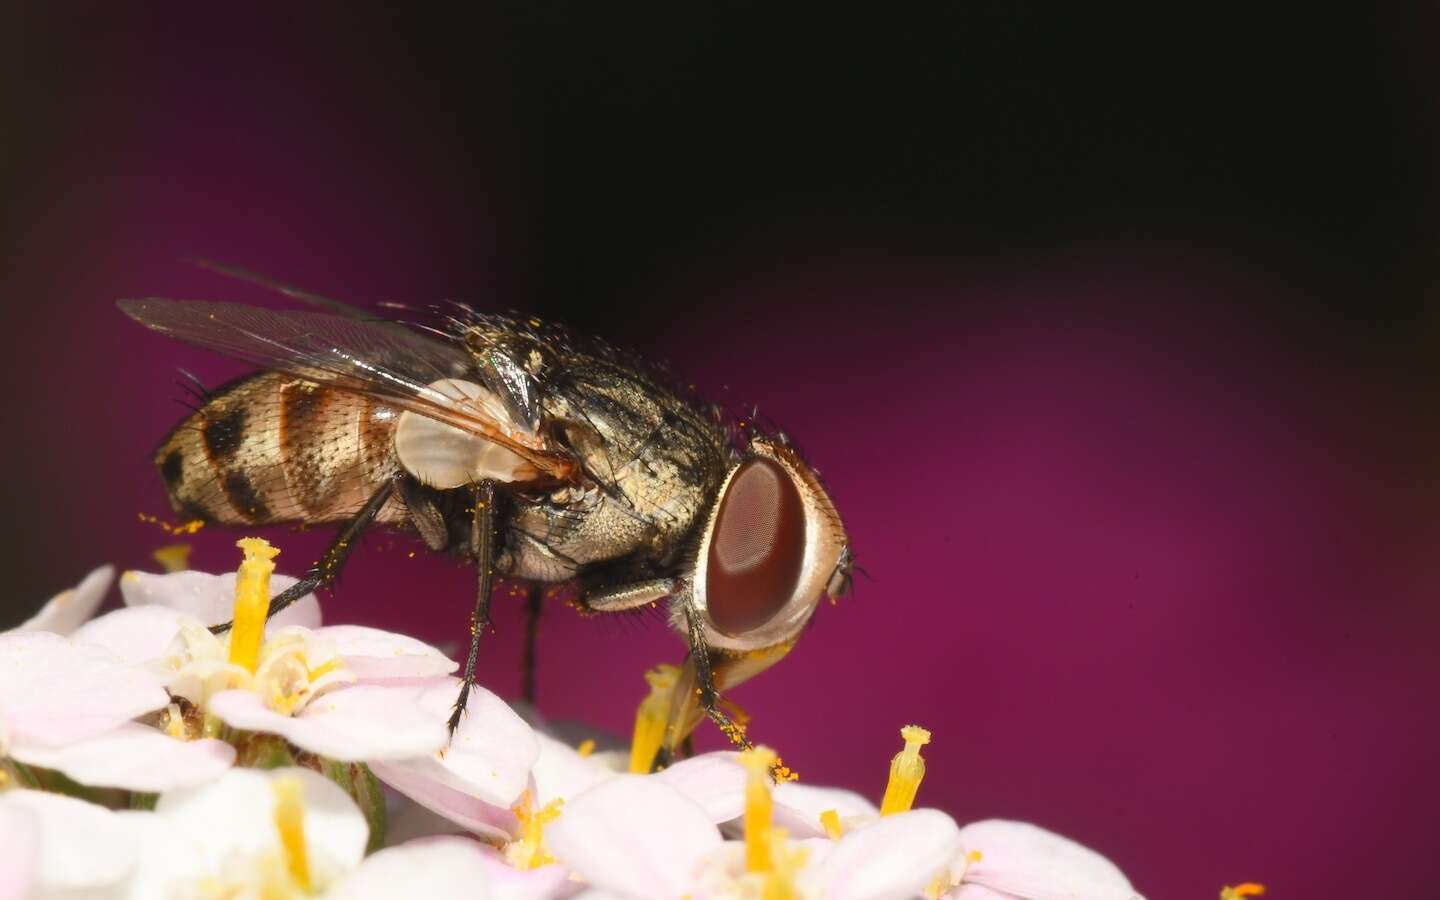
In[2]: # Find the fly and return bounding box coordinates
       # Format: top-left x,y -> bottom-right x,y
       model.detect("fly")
120,267 -> 851,770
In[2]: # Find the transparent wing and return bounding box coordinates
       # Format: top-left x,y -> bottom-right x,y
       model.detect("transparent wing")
118,298 -> 579,483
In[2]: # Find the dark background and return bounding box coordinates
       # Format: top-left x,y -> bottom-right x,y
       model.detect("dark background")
4,4 -> 1438,896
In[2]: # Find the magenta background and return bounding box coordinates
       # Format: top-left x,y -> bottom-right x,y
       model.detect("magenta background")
6,6 -> 1440,897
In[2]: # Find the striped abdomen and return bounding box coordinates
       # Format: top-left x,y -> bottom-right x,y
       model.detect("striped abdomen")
156,373 -> 407,526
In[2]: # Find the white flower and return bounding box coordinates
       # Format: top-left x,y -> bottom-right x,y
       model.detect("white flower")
0,631 -> 169,757
939,820 -> 1144,900
119,766 -> 560,900
119,567 -> 322,630
545,773 -> 962,900
0,788 -> 142,898
7,565 -> 114,636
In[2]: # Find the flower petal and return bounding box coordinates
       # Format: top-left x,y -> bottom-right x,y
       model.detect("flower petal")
0,632 -> 169,747
0,789 -> 138,893
315,624 -> 458,681
530,731 -> 614,808
13,565 -> 114,636
546,776 -> 722,899
10,721 -> 235,792
368,760 -> 518,843
956,820 -> 1143,900
327,836 -> 493,900
128,767 -> 368,896
773,780 -> 882,838
119,569 -> 322,630
69,605 -> 189,665
208,684 -> 449,761
0,798 -> 38,900
654,752 -> 747,824
368,678 -> 537,806
820,808 -> 962,900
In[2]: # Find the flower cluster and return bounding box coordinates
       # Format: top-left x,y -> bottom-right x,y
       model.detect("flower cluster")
0,539 -> 1162,899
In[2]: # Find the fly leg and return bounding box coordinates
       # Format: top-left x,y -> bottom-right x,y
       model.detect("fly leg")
651,603 -> 794,774
521,585 -> 541,706
448,479 -> 497,736
209,477 -> 397,635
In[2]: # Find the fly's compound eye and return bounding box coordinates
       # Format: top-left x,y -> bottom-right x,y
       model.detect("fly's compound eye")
705,458 -> 806,635
694,441 -> 849,650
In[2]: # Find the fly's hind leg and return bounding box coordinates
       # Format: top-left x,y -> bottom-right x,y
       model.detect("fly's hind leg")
449,479 -> 498,736
209,477 -> 398,635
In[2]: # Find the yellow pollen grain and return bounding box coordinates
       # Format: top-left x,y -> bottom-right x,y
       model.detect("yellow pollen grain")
819,808 -> 843,840
508,790 -> 563,870
152,543 -> 192,573
270,776 -> 311,892
576,738 -> 596,758
228,538 -> 279,675
739,746 -> 779,873
1221,884 -> 1266,900
629,664 -> 679,773
880,724 -> 931,817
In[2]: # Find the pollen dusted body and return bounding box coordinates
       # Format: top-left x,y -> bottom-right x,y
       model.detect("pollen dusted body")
125,285 -> 851,767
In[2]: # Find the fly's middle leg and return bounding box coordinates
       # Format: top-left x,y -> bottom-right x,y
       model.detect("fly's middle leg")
449,479 -> 498,737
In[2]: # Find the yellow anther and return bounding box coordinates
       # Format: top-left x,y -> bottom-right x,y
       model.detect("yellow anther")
761,832 -> 807,900
739,746 -> 779,873
270,775 -> 311,892
879,724 -> 931,816
576,738 -> 596,758
508,790 -> 564,870
819,808 -> 843,840
1221,884 -> 1266,900
228,538 -> 279,674
152,543 -> 192,573
629,664 -> 679,773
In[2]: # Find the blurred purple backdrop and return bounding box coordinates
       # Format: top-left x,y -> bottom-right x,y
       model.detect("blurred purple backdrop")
5,5 -> 1439,897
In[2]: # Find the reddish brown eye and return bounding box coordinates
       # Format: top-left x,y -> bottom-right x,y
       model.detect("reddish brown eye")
706,458 -> 806,634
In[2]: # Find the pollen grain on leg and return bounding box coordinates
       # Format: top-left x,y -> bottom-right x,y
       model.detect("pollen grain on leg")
880,724 -> 931,816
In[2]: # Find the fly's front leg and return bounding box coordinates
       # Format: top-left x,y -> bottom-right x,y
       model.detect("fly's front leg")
449,479 -> 497,736
650,603 -> 795,776
210,477 -> 397,635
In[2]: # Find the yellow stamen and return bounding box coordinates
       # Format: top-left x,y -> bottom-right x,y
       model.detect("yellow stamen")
739,746 -> 779,873
576,738 -> 596,758
152,543 -> 192,573
879,724 -> 931,816
629,664 -> 679,773
270,775 -> 311,892
761,833 -> 807,900
162,703 -> 187,740
1221,884 -> 1266,900
507,790 -> 563,870
819,808 -> 843,840
228,538 -> 279,674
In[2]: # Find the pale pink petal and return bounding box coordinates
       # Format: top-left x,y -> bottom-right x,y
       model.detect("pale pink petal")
957,820 -> 1143,900
13,565 -> 114,636
0,790 -> 138,894
10,721 -> 234,792
119,569 -> 322,630
530,732 -> 613,807
370,678 -> 537,806
655,752 -> 747,824
820,808 -> 962,900
0,800 -> 38,900
369,760 -> 518,843
546,776 -> 722,899
773,780 -> 882,838
130,767 -> 367,894
0,632 -> 169,747
70,605 -> 189,665
314,624 -> 458,681
208,685 -> 449,761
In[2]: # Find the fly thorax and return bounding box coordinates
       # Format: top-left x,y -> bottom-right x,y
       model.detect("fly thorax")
393,378 -> 532,489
